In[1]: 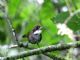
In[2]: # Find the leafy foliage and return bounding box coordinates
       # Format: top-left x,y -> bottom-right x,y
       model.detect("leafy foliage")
0,0 -> 80,60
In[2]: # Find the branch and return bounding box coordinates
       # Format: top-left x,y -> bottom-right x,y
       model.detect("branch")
64,10 -> 80,24
4,16 -> 17,42
1,41 -> 80,60
44,53 -> 65,60
1,0 -> 19,44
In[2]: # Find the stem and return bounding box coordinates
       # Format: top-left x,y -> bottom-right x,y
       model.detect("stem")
65,0 -> 73,15
64,10 -> 80,24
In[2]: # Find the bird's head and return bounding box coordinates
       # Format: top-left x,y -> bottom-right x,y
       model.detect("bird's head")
33,25 -> 42,35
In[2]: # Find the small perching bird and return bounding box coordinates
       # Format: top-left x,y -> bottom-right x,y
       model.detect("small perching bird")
23,25 -> 42,44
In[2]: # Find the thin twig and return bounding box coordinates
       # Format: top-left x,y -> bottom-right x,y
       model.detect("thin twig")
64,10 -> 80,24
65,0 -> 73,15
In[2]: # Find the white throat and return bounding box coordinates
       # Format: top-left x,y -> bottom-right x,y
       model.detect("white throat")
33,30 -> 42,34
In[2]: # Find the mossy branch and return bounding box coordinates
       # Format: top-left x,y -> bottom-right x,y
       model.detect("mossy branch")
0,41 -> 80,60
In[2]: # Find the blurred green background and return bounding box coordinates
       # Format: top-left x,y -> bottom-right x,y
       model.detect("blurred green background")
0,0 -> 80,60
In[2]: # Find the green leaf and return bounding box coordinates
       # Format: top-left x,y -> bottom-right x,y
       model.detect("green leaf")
40,19 -> 60,46
8,0 -> 21,17
40,0 -> 55,19
53,12 -> 80,31
53,12 -> 69,23
67,15 -> 80,31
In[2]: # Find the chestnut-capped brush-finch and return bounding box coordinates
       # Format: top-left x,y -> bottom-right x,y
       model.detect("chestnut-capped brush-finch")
22,25 -> 42,45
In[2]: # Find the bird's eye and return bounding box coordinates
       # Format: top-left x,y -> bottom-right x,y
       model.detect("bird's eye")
33,25 -> 41,32
36,26 -> 40,29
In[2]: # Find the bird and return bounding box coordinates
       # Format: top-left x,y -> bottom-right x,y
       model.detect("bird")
22,25 -> 42,45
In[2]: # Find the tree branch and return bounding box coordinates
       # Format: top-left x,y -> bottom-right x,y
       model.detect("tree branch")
1,41 -> 80,60
44,53 -> 65,60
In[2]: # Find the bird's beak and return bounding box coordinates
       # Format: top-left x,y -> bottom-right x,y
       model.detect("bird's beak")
39,27 -> 42,30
